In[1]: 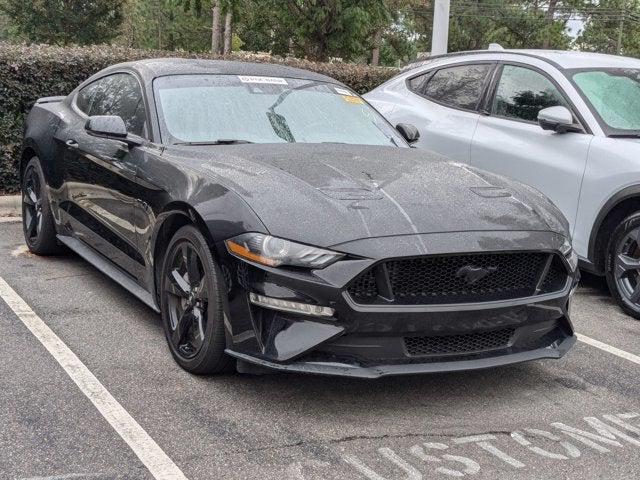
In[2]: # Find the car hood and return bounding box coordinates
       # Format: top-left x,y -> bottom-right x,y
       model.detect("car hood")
167,144 -> 569,248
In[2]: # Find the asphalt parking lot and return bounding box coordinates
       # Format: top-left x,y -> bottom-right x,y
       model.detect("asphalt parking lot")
1,217 -> 639,480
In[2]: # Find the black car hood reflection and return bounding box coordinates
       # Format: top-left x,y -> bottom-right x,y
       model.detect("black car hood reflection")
166,143 -> 566,248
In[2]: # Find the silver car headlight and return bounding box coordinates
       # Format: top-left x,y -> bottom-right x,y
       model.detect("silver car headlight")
225,233 -> 344,269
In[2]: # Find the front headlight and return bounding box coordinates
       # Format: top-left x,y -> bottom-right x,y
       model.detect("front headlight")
560,238 -> 579,271
225,233 -> 344,269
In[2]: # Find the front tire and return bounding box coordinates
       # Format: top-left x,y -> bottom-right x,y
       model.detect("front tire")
606,211 -> 640,319
160,225 -> 234,374
21,157 -> 60,255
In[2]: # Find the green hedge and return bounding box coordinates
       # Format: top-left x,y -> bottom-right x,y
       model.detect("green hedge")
0,42 -> 397,194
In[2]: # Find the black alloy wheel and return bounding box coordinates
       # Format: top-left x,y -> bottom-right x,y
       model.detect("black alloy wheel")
21,157 -> 60,255
23,164 -> 42,243
607,211 -> 640,319
160,225 -> 233,374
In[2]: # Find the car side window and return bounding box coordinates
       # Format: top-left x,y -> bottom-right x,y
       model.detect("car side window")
492,65 -> 569,122
407,71 -> 434,94
76,73 -> 147,137
408,64 -> 492,110
76,82 -> 99,115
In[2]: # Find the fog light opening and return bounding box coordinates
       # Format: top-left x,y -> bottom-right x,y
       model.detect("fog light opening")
249,293 -> 335,317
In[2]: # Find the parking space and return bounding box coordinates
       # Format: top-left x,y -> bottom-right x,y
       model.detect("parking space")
1,218 -> 639,480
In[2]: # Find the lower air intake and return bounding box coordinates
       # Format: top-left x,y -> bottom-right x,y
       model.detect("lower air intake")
404,328 -> 515,356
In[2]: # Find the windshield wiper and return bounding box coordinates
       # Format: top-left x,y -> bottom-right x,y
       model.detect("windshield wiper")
173,139 -> 254,146
608,133 -> 640,138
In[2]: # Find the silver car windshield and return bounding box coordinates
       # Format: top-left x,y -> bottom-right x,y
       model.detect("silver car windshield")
570,68 -> 640,134
153,74 -> 406,147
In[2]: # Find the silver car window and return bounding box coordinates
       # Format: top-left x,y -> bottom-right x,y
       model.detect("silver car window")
493,65 -> 569,122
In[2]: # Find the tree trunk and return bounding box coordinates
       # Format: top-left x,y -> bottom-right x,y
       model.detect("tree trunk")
542,0 -> 558,49
212,1 -> 222,54
617,13 -> 625,55
223,11 -> 232,55
371,29 -> 382,66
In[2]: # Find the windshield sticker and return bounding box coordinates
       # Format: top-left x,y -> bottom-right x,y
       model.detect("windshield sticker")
335,86 -> 356,96
238,75 -> 288,85
342,95 -> 364,104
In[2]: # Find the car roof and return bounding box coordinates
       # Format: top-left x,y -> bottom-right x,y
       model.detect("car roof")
510,49 -> 640,69
404,49 -> 640,71
100,58 -> 343,85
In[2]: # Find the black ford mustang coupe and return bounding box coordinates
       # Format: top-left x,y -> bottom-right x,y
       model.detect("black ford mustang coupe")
21,59 -> 578,377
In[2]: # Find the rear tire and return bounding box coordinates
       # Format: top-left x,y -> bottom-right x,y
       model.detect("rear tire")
606,211 -> 640,320
21,157 -> 61,255
160,225 -> 234,374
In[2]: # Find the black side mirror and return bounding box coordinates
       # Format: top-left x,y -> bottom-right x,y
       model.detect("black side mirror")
85,115 -> 144,147
396,123 -> 420,144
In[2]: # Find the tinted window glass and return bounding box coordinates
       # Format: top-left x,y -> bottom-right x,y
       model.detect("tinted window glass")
77,74 -> 147,136
416,64 -> 492,110
76,83 -> 98,114
407,71 -> 433,94
493,65 -> 568,122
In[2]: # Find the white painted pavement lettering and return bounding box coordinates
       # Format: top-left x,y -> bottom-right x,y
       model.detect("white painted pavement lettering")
341,412 -> 640,479
0,276 -> 188,480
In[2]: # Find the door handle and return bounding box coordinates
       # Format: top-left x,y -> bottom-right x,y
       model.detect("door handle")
65,139 -> 79,149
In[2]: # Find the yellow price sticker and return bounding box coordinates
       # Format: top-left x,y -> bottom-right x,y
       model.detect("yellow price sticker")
342,95 -> 364,104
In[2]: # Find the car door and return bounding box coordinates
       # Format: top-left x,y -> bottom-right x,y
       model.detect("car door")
397,62 -> 495,162
470,63 -> 593,232
56,72 -> 149,278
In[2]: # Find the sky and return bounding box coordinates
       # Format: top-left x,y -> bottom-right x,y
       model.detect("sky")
567,18 -> 585,38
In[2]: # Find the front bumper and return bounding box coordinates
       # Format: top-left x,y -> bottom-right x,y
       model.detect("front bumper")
227,335 -> 576,378
216,231 -> 578,377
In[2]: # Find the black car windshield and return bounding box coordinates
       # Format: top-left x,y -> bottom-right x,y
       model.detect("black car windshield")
569,68 -> 640,134
153,74 -> 406,147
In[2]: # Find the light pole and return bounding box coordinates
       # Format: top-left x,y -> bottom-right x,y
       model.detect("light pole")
431,0 -> 450,56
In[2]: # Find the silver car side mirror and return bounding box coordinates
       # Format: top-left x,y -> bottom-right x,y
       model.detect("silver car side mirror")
538,106 -> 581,134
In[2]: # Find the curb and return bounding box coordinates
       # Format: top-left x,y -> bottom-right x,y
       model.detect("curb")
0,195 -> 21,217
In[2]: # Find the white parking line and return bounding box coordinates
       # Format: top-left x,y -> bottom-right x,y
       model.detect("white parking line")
0,276 -> 188,480
0,216 -> 20,223
577,333 -> 640,366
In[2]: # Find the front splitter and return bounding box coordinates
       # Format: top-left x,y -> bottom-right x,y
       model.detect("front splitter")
225,335 -> 576,379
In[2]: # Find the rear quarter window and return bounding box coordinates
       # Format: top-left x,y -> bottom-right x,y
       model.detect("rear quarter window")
408,64 -> 493,111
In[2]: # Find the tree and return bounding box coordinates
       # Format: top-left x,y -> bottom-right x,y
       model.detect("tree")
233,0 -> 291,55
370,0 -> 422,66
234,0 -> 389,61
0,0 -> 124,45
120,0 -> 214,51
284,0 -> 389,61
577,0 -> 640,56
0,12 -> 12,41
403,0 -> 579,55
212,0 -> 222,53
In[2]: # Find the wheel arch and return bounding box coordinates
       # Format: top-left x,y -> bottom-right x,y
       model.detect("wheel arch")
588,185 -> 640,274
150,202 -> 217,304
20,140 -> 40,183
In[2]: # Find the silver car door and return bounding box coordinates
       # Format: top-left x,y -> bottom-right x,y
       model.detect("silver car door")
369,62 -> 495,162
470,63 -> 593,233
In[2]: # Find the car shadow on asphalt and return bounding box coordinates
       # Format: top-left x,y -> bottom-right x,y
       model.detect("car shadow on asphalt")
196,360 -> 579,418
579,271 -> 609,293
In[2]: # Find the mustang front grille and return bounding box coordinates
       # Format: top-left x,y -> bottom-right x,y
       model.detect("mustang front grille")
347,252 -> 568,305
404,328 -> 516,356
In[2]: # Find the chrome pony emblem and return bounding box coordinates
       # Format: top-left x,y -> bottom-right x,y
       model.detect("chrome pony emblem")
456,265 -> 498,285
